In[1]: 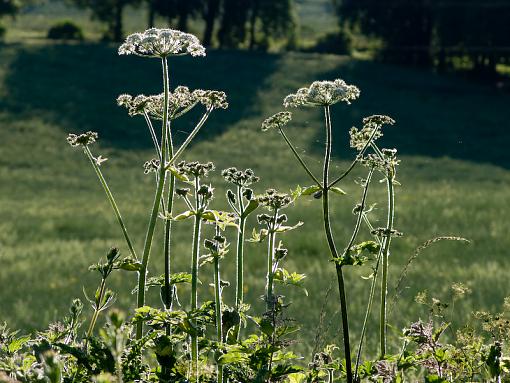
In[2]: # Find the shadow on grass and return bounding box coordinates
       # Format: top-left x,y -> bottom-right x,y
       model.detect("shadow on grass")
0,43 -> 280,149
311,59 -> 510,168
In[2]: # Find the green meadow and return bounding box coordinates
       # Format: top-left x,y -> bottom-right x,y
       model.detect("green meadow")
0,38 -> 509,357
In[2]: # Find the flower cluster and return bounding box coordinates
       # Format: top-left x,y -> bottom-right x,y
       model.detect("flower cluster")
143,158 -> 160,174
283,79 -> 360,108
117,87 -> 228,120
175,161 -> 215,178
67,131 -> 98,147
350,114 -> 395,151
261,111 -> 292,131
221,167 -> 259,187
118,28 -> 206,58
258,189 -> 292,211
361,148 -> 400,173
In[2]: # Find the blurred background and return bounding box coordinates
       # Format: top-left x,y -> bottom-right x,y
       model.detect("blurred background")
0,0 -> 509,356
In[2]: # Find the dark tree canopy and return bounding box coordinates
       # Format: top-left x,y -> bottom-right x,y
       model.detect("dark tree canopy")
337,0 -> 510,74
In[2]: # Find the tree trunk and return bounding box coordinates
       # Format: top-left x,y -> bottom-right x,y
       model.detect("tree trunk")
248,0 -> 259,50
148,0 -> 155,28
203,0 -> 220,46
113,1 -> 123,42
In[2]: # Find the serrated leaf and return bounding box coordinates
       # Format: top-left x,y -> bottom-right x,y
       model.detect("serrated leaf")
202,210 -> 238,230
8,335 -> 30,353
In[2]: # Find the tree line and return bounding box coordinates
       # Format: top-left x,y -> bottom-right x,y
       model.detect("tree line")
336,0 -> 510,75
69,0 -> 296,49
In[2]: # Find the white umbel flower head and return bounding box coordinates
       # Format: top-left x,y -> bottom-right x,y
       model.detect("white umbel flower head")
283,79 -> 360,108
261,111 -> 292,131
117,86 -> 228,120
119,28 -> 206,58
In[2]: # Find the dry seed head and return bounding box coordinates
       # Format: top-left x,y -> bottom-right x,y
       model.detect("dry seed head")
118,28 -> 206,58
283,79 -> 360,108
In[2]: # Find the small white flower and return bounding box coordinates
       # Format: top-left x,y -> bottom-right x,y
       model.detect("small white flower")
283,79 -> 360,107
118,28 -> 206,58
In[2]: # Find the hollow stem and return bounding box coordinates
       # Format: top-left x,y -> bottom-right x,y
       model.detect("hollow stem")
213,235 -> 224,383
321,105 -> 352,383
136,57 -> 170,339
379,174 -> 395,358
266,209 -> 278,310
84,146 -> 137,260
190,177 -> 202,381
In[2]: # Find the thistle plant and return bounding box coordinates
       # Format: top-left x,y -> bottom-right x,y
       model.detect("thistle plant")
263,79 -> 398,382
69,28 -> 227,342
222,167 -> 260,338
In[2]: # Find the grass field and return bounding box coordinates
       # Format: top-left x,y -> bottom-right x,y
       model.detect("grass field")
0,38 -> 509,358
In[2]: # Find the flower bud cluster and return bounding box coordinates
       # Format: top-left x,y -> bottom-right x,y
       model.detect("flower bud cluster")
221,167 -> 259,187
371,228 -> 403,237
67,131 -> 98,147
349,114 -> 394,151
197,184 -> 214,201
261,111 -> 292,131
258,189 -> 292,211
283,79 -> 360,108
118,28 -> 206,58
361,148 -> 400,173
175,161 -> 215,178
143,158 -> 160,174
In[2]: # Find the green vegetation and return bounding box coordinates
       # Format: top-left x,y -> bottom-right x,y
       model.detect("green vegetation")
0,40 -> 509,361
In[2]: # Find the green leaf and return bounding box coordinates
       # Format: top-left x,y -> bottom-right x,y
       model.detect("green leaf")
330,186 -> 347,195
290,185 -> 302,200
8,335 -> 30,353
202,210 -> 238,230
301,185 -> 321,196
273,268 -> 308,295
286,373 -> 307,383
173,210 -> 196,221
166,166 -> 190,182
276,221 -> 304,233
242,199 -> 259,218
115,257 -> 142,272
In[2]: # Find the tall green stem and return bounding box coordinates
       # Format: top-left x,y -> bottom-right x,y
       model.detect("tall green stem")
136,57 -> 170,339
190,177 -> 202,381
213,253 -> 224,383
84,147 -> 137,260
236,185 -> 246,309
322,105 -> 352,383
266,210 -> 278,310
379,175 -> 395,357
163,117 -> 175,318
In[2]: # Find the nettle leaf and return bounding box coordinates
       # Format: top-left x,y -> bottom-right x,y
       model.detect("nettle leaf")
173,210 -> 196,221
242,199 -> 259,218
330,186 -> 347,195
219,345 -> 250,365
274,268 -> 308,296
8,335 -> 30,353
425,375 -> 449,383
276,221 -> 304,233
115,257 -> 142,272
271,364 -> 303,379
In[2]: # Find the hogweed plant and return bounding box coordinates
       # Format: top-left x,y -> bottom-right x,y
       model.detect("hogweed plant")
4,27 -> 507,383
263,80 -> 400,382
